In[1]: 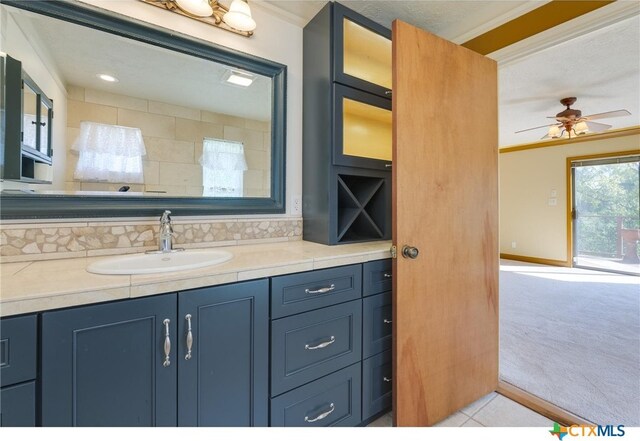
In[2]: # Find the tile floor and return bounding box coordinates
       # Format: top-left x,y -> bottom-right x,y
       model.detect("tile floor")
367,392 -> 555,427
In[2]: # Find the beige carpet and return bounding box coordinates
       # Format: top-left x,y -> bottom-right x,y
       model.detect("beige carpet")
499,260 -> 640,426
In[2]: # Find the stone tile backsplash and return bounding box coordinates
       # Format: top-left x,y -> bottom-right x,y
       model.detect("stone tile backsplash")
0,218 -> 302,262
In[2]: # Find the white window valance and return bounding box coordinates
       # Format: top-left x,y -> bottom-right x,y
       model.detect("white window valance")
72,121 -> 146,184
200,138 -> 247,197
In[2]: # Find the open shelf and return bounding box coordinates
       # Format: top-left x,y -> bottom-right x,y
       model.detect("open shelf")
337,174 -> 387,243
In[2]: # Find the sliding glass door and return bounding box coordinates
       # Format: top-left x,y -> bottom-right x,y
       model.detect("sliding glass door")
571,155 -> 640,275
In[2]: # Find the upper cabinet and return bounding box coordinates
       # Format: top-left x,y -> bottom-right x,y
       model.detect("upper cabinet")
303,2 -> 392,245
1,55 -> 54,184
334,84 -> 392,170
302,2 -> 393,245
333,3 -> 392,98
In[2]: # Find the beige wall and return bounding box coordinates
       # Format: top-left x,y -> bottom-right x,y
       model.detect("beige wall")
499,133 -> 640,262
65,87 -> 271,197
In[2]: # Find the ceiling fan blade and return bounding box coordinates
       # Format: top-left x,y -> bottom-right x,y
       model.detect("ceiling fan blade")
547,116 -> 571,121
585,121 -> 612,132
515,123 -> 557,134
583,109 -> 631,120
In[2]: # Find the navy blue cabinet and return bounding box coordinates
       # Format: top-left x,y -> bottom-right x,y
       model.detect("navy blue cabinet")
303,2 -> 392,245
41,280 -> 269,427
178,280 -> 268,427
0,313 -> 37,427
42,294 -> 178,427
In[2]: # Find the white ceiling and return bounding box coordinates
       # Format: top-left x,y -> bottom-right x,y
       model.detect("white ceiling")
7,7 -> 272,121
262,1 -> 639,147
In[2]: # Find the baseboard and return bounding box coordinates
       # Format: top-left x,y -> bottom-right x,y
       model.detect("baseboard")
497,380 -> 593,426
500,253 -> 570,267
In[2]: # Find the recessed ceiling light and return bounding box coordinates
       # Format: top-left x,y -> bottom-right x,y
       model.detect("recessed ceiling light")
224,70 -> 254,87
97,73 -> 119,83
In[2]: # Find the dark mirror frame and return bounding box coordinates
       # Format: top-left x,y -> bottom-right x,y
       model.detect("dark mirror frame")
0,0 -> 286,219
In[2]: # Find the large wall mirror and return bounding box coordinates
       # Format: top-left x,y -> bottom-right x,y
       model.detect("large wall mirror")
0,0 -> 286,218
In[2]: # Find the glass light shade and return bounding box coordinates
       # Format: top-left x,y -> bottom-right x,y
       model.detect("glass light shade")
574,121 -> 589,134
548,125 -> 561,138
223,0 -> 256,32
174,0 -> 214,17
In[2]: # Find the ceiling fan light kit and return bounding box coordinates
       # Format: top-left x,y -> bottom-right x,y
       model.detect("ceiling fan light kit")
516,97 -> 631,140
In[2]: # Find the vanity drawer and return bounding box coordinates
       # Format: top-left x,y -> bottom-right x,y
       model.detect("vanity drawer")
271,264 -> 362,318
363,259 -> 392,297
362,350 -> 392,420
0,314 -> 37,387
270,363 -> 361,427
363,291 -> 392,358
271,299 -> 362,396
0,381 -> 36,427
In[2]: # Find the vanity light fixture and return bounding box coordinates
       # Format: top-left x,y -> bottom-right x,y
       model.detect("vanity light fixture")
97,73 -> 119,83
223,70 -> 254,87
139,0 -> 256,37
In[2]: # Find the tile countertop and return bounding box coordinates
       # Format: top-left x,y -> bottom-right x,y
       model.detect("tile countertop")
0,240 -> 392,317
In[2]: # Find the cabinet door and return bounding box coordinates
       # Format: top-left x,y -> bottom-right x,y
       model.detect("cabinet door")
0,382 -> 36,427
333,2 -> 392,98
41,294 -> 177,427
178,279 -> 268,427
334,84 -> 392,170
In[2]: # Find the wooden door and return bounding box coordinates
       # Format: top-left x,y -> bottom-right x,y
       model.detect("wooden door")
392,20 -> 499,426
178,280 -> 269,426
41,294 -> 178,426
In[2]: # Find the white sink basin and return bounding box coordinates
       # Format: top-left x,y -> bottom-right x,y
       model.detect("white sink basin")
87,249 -> 233,275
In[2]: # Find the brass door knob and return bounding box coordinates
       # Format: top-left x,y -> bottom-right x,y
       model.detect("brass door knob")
402,245 -> 419,259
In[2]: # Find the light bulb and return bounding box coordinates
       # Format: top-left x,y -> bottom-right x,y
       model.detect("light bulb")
174,0 -> 214,17
548,125 -> 561,138
574,121 -> 589,134
223,0 -> 256,32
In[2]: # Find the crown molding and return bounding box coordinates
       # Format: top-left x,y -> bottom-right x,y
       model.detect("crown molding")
490,1 -> 640,66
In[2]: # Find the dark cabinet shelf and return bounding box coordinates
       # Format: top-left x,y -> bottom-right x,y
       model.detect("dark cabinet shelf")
303,2 -> 392,245
336,174 -> 387,243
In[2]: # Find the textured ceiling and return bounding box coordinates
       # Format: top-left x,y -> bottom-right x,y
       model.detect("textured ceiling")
6,7 -> 272,121
499,15 -> 640,146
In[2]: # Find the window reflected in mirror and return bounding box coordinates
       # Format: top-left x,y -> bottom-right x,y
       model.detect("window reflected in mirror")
1,3 -> 273,198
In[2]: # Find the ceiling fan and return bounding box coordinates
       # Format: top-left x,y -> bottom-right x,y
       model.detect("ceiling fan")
516,97 -> 631,139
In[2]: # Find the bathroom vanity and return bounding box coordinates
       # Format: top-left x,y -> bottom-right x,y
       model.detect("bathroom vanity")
0,241 -> 392,427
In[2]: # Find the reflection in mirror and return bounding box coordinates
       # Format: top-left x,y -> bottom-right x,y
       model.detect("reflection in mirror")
21,83 -> 38,150
1,4 -> 272,198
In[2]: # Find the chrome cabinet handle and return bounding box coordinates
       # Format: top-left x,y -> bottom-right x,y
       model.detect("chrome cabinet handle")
383,273 -> 392,278
385,164 -> 392,168
383,319 -> 392,324
305,284 -> 335,295
304,403 -> 335,423
305,336 -> 335,350
185,314 -> 193,361
162,318 -> 171,367
383,377 -> 392,383
384,90 -> 392,96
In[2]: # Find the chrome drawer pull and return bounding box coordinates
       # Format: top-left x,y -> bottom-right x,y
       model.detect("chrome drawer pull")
305,403 -> 335,423
305,336 -> 335,350
383,273 -> 392,278
305,284 -> 335,295
383,319 -> 392,324
185,314 -> 193,361
162,318 -> 171,367
383,377 -> 392,383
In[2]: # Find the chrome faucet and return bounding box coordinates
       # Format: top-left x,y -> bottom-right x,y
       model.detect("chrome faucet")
150,210 -> 183,253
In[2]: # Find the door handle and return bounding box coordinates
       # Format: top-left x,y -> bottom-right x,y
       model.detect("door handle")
162,318 -> 171,367
402,245 -> 419,259
185,314 -> 193,360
